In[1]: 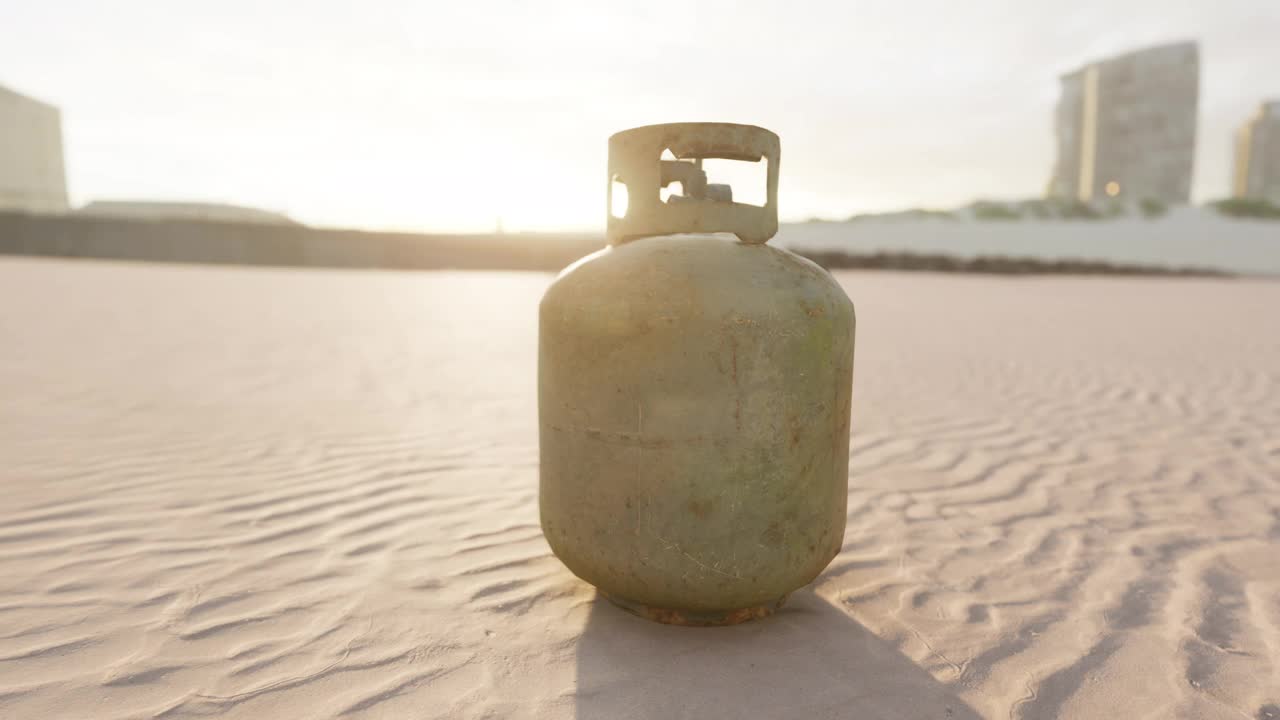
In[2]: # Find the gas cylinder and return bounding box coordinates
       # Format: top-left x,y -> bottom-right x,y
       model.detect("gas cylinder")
539,122 -> 855,625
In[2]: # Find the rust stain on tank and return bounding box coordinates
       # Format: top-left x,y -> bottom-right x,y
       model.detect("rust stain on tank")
728,334 -> 742,430
729,336 -> 739,384
800,301 -> 825,317
602,591 -> 789,627
688,499 -> 714,519
760,521 -> 783,547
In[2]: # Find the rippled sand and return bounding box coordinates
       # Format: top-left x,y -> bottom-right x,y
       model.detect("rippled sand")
2,257 -> 1278,719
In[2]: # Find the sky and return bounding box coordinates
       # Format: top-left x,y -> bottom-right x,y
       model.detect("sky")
2,0 -> 1279,232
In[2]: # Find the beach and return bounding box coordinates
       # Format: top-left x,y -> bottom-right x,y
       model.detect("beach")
1,256 -> 1278,719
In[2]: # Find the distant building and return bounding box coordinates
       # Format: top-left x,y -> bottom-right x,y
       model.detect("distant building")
0,84 -> 69,213
1047,41 -> 1199,205
78,200 -> 296,225
1233,101 -> 1280,204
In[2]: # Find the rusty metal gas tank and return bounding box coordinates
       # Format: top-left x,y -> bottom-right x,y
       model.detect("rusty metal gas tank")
539,122 -> 855,625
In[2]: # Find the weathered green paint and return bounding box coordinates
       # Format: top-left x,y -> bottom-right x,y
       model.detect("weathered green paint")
539,234 -> 855,622
540,122 -> 854,624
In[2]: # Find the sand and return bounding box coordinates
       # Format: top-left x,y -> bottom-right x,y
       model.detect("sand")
1,256 -> 1278,720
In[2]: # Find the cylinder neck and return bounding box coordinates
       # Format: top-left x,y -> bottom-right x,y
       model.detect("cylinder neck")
606,122 -> 780,245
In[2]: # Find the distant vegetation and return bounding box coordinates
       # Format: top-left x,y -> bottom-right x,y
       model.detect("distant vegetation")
1210,197 -> 1280,220
971,201 -> 1022,221
1017,199 -> 1104,220
835,197 -> 1187,223
1138,198 -> 1169,218
970,198 -> 1123,221
795,249 -> 1228,277
813,197 -> 1280,224
839,208 -> 955,222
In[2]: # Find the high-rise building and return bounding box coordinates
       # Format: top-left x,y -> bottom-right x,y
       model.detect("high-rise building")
0,83 -> 69,213
1047,41 -> 1199,205
1233,101 -> 1280,204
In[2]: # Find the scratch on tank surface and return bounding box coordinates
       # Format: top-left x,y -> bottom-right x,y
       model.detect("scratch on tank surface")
650,532 -> 743,581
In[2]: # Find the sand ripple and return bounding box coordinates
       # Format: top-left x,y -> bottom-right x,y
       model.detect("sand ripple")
1,258 -> 1278,719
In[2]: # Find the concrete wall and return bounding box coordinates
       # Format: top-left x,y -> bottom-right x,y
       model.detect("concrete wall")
1049,41 -> 1199,204
2,211 -> 1273,277
78,201 -> 295,225
776,210 -> 1280,276
0,211 -> 602,271
1234,101 -> 1280,203
0,85 -> 69,213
